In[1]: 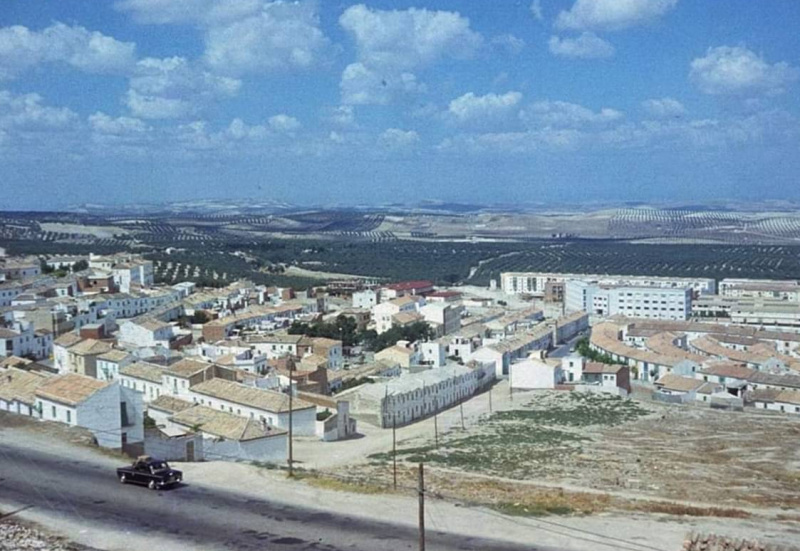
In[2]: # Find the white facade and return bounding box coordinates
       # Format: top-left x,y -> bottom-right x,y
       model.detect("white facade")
420,341 -> 447,367
96,353 -> 133,381
248,336 -> 302,359
510,358 -> 564,390
503,272 -> 715,297
420,303 -> 461,336
566,280 -> 691,321
353,364 -> 488,428
36,383 -> 144,449
561,355 -> 584,383
0,321 -> 53,360
119,319 -> 174,348
187,384 -> 317,436
352,289 -> 380,309
372,297 -> 422,334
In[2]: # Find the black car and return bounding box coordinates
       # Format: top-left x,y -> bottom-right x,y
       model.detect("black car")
117,456 -> 183,490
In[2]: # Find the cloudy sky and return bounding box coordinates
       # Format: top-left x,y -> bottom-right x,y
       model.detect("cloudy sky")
1,0 -> 799,209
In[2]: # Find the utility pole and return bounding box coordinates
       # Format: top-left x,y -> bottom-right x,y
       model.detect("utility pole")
433,404 -> 439,449
488,383 -> 493,413
459,402 -> 465,431
509,363 -> 513,402
418,463 -> 425,551
288,359 -> 294,477
392,412 -> 397,491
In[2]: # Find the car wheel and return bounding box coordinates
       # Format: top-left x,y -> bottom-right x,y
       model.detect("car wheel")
119,474 -> 126,484
148,480 -> 157,490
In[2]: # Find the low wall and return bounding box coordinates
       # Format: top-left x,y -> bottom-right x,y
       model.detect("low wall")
682,533 -> 800,551
575,384 -> 628,398
652,391 -> 692,404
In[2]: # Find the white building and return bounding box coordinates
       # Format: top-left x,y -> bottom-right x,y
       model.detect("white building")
53,333 -> 84,373
420,340 -> 447,368
96,349 -> 134,381
119,318 -> 175,348
187,378 -> 317,436
502,272 -> 715,298
34,373 -> 144,449
248,334 -> 303,359
0,320 -> 53,360
470,326 -> 553,378
565,280 -> 692,321
352,289 -> 380,309
167,404 -> 288,463
420,303 -> 462,336
349,364 -> 490,428
509,355 -> 564,390
301,337 -> 343,371
0,367 -> 49,416
119,362 -> 167,403
719,278 -> 800,301
372,296 -> 424,334
753,389 -> 800,415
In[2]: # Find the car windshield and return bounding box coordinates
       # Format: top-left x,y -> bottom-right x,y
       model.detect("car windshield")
150,461 -> 169,472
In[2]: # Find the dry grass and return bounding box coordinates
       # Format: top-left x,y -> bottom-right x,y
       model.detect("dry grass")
624,501 -> 751,519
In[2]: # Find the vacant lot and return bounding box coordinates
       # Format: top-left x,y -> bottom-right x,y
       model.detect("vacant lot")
327,391 -> 800,516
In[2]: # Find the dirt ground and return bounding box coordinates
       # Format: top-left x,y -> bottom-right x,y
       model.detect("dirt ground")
311,387 -> 800,519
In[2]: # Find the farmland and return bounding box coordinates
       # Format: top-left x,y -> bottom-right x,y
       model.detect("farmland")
3,206 -> 800,288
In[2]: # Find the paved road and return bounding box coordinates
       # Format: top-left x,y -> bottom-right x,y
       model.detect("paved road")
548,333 -> 585,359
0,441 -> 564,551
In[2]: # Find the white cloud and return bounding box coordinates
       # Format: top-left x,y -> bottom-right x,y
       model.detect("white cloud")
439,109 -> 798,156
226,117 -> 269,140
126,56 -> 241,119
340,62 -> 425,105
491,34 -> 525,55
268,114 -> 301,132
0,22 -> 136,80
641,97 -> 686,118
340,5 -> 481,70
204,1 -> 331,75
89,112 -> 149,134
448,91 -> 522,124
339,4 -> 481,104
0,90 -> 78,130
555,0 -> 678,32
530,0 -> 544,21
521,100 -> 622,128
690,46 -> 798,96
326,105 -> 356,127
548,33 -> 614,59
379,128 -> 419,150
117,0 -> 331,76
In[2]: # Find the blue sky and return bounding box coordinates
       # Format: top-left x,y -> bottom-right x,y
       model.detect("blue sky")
1,0 -> 799,209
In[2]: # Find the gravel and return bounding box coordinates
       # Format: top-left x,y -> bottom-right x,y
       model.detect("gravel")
0,520 -> 95,551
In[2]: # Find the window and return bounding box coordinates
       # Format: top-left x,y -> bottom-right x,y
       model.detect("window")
66,410 -> 71,423
51,405 -> 56,418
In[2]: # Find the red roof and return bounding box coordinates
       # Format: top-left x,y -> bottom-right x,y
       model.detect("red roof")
385,280 -> 434,291
428,291 -> 462,298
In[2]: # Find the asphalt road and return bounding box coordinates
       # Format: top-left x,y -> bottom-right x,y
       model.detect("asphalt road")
0,441 -> 563,551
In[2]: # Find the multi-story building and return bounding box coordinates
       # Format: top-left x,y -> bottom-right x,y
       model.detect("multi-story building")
372,296 -> 424,334
0,319 -> 53,360
565,280 -> 692,321
502,272 -> 715,298
719,278 -> 800,301
352,289 -> 380,309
